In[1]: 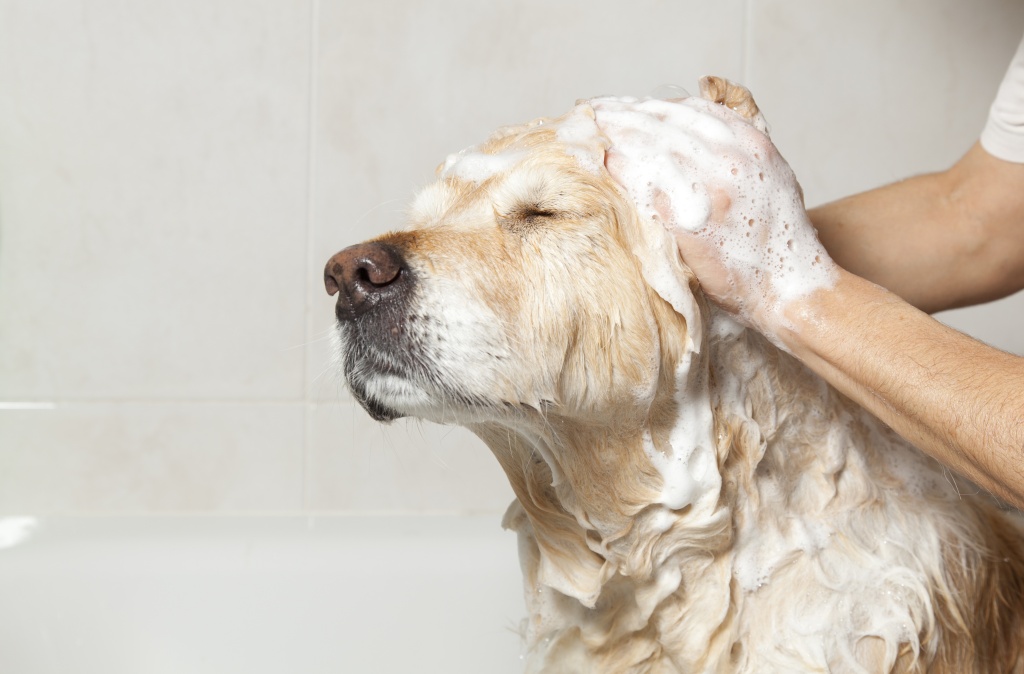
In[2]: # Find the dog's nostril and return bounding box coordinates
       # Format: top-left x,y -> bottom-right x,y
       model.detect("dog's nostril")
324,262 -> 344,296
357,264 -> 401,287
324,261 -> 352,297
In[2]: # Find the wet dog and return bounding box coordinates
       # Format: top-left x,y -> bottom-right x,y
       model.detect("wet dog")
324,77 -> 1024,673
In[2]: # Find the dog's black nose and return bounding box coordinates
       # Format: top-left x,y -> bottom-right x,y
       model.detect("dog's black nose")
324,242 -> 408,319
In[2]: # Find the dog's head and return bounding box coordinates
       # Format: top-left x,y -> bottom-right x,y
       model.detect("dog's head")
325,107 -> 708,427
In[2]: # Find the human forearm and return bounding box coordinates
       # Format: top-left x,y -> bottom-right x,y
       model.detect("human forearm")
780,269 -> 1024,508
808,172 -> 959,312
809,143 -> 1024,313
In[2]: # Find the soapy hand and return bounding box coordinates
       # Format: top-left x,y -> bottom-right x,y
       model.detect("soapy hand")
591,95 -> 837,337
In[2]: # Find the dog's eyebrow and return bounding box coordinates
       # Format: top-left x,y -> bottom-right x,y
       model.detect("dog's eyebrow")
408,182 -> 455,223
442,178 -> 501,223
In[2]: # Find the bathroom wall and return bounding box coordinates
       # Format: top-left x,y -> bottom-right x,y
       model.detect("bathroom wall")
1,0 -> 1022,515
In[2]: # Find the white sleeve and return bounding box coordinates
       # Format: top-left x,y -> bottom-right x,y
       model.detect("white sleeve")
980,34 -> 1024,163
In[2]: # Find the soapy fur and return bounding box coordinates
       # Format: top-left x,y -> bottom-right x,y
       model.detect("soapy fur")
329,77 -> 1024,673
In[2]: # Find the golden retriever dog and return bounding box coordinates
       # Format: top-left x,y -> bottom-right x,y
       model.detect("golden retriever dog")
324,77 -> 1024,673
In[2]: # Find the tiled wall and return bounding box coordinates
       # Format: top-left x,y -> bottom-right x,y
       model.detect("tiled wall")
2,0 -> 1022,514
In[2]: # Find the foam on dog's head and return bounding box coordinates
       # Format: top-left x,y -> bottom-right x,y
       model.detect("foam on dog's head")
590,94 -> 838,339
437,105 -> 609,185
440,148 -> 527,183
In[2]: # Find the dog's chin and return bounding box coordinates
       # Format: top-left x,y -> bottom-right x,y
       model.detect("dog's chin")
347,372 -> 460,425
347,371 -> 507,426
346,375 -> 411,423
352,391 -> 404,422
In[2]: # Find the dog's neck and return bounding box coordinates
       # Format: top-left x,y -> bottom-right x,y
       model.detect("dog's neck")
468,307 -> 739,670
472,311 -> 963,672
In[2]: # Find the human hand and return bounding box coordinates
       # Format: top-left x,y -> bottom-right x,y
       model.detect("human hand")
591,90 -> 837,338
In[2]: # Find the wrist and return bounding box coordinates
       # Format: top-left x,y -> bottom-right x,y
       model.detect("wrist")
771,267 -> 871,359
729,259 -> 843,357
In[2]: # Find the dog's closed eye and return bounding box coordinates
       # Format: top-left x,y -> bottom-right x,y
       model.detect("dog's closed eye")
497,203 -> 561,230
518,205 -> 558,220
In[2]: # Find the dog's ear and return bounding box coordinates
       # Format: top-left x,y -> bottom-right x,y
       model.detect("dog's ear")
698,75 -> 769,136
628,212 -> 705,355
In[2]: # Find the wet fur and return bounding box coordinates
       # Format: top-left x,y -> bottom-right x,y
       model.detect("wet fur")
332,79 -> 1024,672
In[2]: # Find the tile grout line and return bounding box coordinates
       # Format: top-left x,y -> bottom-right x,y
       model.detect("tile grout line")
303,0 -> 322,512
741,0 -> 753,84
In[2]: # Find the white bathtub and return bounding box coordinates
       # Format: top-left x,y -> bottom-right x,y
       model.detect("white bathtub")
0,515 -> 526,673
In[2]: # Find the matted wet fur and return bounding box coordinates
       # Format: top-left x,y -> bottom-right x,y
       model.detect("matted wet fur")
325,77 -> 1024,673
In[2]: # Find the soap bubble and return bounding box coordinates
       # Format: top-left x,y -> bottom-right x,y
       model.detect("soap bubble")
649,84 -> 691,101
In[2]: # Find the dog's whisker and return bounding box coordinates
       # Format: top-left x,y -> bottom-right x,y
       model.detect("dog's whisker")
350,197 -> 408,232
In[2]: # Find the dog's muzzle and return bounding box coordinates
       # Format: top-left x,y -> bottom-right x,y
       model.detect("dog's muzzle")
324,241 -> 419,421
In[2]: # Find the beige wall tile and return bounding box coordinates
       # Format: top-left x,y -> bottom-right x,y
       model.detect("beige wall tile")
747,0 -> 1024,205
0,403 -> 304,512
307,401 -> 514,513
0,1 -> 311,400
